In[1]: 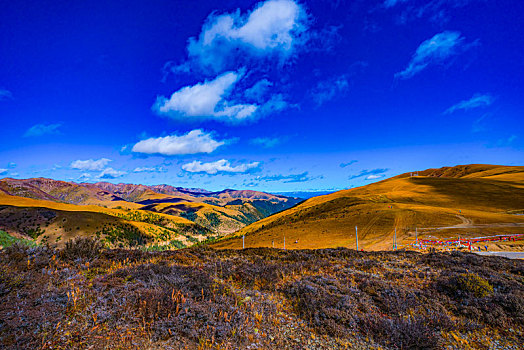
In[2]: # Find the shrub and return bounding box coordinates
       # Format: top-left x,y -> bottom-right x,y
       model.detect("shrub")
443,273 -> 494,298
358,315 -> 441,350
60,237 -> 105,261
0,230 -> 36,248
284,275 -> 360,336
4,242 -> 31,262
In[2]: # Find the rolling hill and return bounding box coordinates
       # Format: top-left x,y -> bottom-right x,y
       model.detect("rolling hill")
0,178 -> 301,248
212,164 -> 524,251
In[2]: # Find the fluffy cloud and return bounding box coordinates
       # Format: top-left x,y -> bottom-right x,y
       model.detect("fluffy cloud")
365,174 -> 386,180
154,71 -> 290,122
24,123 -> 62,137
182,159 -> 260,174
349,168 -> 388,180
395,31 -> 470,79
250,137 -> 281,148
133,166 -> 167,173
158,1 -> 304,123
445,93 -> 493,114
185,0 -> 308,73
0,89 -> 13,101
77,173 -> 92,182
132,130 -> 225,156
0,169 -> 8,175
310,75 -> 350,106
154,71 -> 259,122
71,158 -> 112,171
98,167 -> 127,179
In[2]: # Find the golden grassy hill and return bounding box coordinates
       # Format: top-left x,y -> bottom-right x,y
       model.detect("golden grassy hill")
0,192 -> 212,248
0,178 -> 302,246
142,200 -> 265,234
212,164 -> 524,251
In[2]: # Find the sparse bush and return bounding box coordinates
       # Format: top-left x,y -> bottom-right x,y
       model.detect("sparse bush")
284,275 -> 360,336
359,315 -> 441,350
0,247 -> 523,349
60,237 -> 104,261
440,272 -> 494,298
4,242 -> 31,262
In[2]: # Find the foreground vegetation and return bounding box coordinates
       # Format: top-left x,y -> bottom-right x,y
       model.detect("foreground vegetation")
1,240 -> 523,349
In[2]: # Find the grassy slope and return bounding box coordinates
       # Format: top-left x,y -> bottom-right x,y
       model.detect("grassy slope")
212,165 -> 524,250
146,200 -> 264,234
0,179 -> 300,238
0,230 -> 36,248
0,193 -> 211,247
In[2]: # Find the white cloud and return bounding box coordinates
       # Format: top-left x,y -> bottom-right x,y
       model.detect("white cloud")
98,168 -> 126,179
154,71 -> 259,122
24,123 -> 62,137
182,159 -> 260,174
396,31 -> 470,79
0,169 -> 8,175
445,93 -> 493,114
349,168 -> 388,180
132,130 -> 225,156
258,171 -> 318,183
186,0 -> 308,73
70,158 -> 112,171
77,173 -> 92,182
133,166 -> 167,173
365,174 -> 386,180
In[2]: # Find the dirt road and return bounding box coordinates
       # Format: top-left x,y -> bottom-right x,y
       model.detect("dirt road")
475,251 -> 524,259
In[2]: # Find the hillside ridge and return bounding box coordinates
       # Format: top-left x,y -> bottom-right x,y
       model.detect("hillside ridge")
212,164 -> 524,251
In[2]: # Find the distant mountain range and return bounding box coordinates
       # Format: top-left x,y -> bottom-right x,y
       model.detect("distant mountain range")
213,164 -> 524,251
0,178 -> 301,248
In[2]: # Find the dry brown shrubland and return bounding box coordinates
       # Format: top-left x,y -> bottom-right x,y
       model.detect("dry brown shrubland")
1,241 -> 523,349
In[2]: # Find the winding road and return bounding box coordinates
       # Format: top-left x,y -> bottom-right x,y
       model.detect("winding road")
474,251 -> 524,259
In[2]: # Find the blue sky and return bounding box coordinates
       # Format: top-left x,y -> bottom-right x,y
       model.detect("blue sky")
1,0 -> 523,192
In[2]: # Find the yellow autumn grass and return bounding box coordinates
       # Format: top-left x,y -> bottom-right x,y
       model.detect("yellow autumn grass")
212,165 -> 524,251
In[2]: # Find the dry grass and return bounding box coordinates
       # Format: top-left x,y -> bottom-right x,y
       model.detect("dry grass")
214,165 -> 524,251
0,243 -> 523,349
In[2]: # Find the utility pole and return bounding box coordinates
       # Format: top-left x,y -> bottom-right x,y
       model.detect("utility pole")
355,226 -> 359,251
394,228 -> 397,250
242,235 -> 245,249
415,227 -> 418,248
